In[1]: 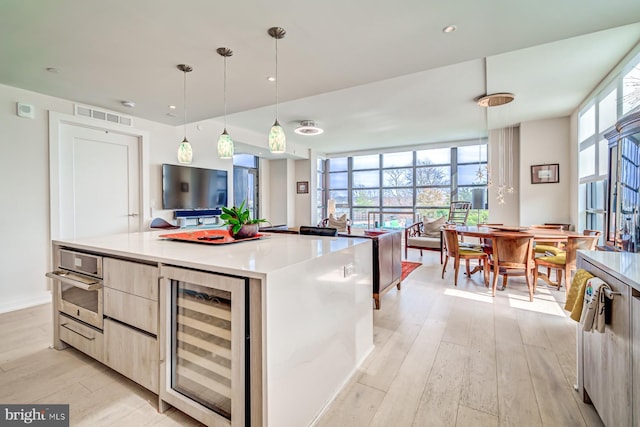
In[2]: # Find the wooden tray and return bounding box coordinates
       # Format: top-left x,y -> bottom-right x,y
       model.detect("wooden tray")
159,229 -> 265,245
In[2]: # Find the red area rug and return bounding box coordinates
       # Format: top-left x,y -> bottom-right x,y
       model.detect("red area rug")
401,261 -> 422,281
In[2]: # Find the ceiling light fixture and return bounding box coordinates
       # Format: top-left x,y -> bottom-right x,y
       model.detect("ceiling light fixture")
443,25 -> 457,33
121,100 -> 136,108
476,92 -> 515,107
216,47 -> 234,159
294,120 -> 324,136
177,64 -> 193,164
268,26 -> 286,154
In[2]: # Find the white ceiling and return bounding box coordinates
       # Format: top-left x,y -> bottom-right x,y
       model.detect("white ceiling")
1,0 -> 640,155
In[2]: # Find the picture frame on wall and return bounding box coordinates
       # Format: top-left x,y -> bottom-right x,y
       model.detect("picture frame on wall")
531,163 -> 559,184
296,181 -> 309,194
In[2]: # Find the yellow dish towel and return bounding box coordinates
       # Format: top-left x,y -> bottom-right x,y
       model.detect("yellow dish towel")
564,269 -> 594,322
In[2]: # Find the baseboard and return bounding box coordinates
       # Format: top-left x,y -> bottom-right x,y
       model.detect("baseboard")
0,291 -> 52,314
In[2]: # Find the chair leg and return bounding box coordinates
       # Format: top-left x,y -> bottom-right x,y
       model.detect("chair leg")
483,258 -> 489,287
454,258 -> 460,287
465,259 -> 471,277
565,268 -> 571,293
502,274 -> 508,290
557,269 -> 563,290
533,265 -> 539,293
441,255 -> 449,279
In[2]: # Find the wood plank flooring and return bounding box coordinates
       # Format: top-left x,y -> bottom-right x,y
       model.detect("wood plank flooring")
0,250 -> 604,426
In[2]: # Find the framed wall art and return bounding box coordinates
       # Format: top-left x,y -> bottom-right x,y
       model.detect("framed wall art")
296,181 -> 309,194
530,163 -> 559,184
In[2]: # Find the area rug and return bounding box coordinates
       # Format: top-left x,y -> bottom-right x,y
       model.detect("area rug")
401,261 -> 422,281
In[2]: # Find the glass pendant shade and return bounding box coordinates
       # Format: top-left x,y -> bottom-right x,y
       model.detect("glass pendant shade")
217,129 -> 234,159
177,137 -> 193,164
268,120 -> 286,153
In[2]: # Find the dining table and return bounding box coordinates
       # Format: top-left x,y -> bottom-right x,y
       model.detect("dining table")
454,225 -> 580,241
451,225 -> 581,282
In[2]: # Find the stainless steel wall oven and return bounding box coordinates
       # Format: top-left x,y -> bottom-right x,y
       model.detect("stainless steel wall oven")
47,249 -> 104,330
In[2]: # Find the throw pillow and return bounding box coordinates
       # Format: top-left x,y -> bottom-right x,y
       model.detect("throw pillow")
328,213 -> 348,232
423,216 -> 445,238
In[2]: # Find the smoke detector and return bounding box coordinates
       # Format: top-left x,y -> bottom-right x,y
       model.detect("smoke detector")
294,120 -> 324,136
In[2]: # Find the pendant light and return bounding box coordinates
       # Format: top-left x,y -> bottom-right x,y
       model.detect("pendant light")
268,27 -> 286,154
177,64 -> 193,164
216,47 -> 234,159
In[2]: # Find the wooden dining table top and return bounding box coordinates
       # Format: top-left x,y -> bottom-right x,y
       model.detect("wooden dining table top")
453,225 -> 580,242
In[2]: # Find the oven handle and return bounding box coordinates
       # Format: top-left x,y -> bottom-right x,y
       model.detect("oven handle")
45,272 -> 102,291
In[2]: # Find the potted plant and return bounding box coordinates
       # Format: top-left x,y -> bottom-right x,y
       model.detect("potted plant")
220,200 -> 266,239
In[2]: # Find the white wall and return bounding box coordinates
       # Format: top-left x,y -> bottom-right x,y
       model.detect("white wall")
487,127 -> 520,225
519,117 -> 572,227
294,159 -> 312,227
269,159 -> 289,226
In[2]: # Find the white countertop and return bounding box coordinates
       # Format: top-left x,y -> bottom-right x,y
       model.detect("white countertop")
578,250 -> 640,291
53,230 -> 370,279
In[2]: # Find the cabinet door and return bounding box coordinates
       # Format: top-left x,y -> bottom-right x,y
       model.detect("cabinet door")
104,258 -> 158,300
104,287 -> 157,335
159,266 -> 248,427
104,318 -> 158,393
581,261 -> 631,426
632,290 -> 640,426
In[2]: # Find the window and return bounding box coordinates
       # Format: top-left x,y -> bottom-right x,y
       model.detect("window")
578,104 -> 596,142
323,143 -> 488,227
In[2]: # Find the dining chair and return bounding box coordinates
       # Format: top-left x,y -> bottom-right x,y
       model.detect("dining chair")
490,233 -> 536,301
441,228 -> 489,287
583,229 -> 601,237
533,235 -> 599,293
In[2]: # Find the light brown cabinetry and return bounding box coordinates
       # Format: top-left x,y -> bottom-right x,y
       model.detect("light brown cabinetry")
103,257 -> 160,393
58,314 -> 104,362
104,318 -> 158,393
577,254 -> 634,426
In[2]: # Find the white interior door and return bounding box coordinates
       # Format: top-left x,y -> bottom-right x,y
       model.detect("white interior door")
58,124 -> 140,239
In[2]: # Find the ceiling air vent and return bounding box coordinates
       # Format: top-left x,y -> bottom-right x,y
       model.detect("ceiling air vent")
74,104 -> 133,127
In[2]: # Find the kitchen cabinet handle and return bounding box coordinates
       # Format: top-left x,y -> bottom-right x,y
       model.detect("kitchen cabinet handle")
61,323 -> 95,341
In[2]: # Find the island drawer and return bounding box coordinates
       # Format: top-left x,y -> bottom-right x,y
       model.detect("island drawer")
104,318 -> 159,394
104,287 -> 158,335
104,258 -> 158,300
58,314 -> 104,362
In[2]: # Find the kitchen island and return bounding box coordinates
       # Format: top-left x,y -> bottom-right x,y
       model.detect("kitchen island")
49,230 -> 374,427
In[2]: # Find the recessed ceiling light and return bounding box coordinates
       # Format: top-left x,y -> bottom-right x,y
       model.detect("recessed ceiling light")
168,105 -> 176,109
267,76 -> 276,82
476,93 -> 515,107
443,25 -> 457,33
121,101 -> 136,108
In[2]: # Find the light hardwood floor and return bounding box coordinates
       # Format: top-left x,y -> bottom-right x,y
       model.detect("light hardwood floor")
1,251 -> 604,426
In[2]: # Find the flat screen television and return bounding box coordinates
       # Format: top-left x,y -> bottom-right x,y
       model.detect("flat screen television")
162,164 -> 228,210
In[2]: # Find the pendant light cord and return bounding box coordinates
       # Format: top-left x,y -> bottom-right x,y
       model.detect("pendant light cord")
183,69 -> 187,140
223,54 -> 227,130
275,35 -> 279,121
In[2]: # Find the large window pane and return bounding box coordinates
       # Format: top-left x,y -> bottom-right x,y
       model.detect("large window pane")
383,168 -> 413,187
382,151 -> 413,168
457,145 -> 487,163
579,104 -> 595,142
352,208 -> 377,228
329,157 -> 348,172
353,154 -> 379,170
329,172 -> 348,188
328,190 -> 348,204
416,187 -> 450,206
416,208 -> 450,221
416,166 -> 450,185
352,189 -> 379,206
598,138 -> 608,176
579,144 -> 596,178
623,63 -> 640,114
416,148 -> 450,165
599,89 -> 617,132
382,189 -> 413,206
458,164 -> 487,185
353,170 -> 379,188
233,154 -> 257,168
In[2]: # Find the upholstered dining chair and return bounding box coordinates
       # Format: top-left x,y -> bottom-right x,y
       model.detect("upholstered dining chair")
533,235 -> 599,293
318,214 -> 351,233
490,233 -> 536,301
441,227 -> 489,287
